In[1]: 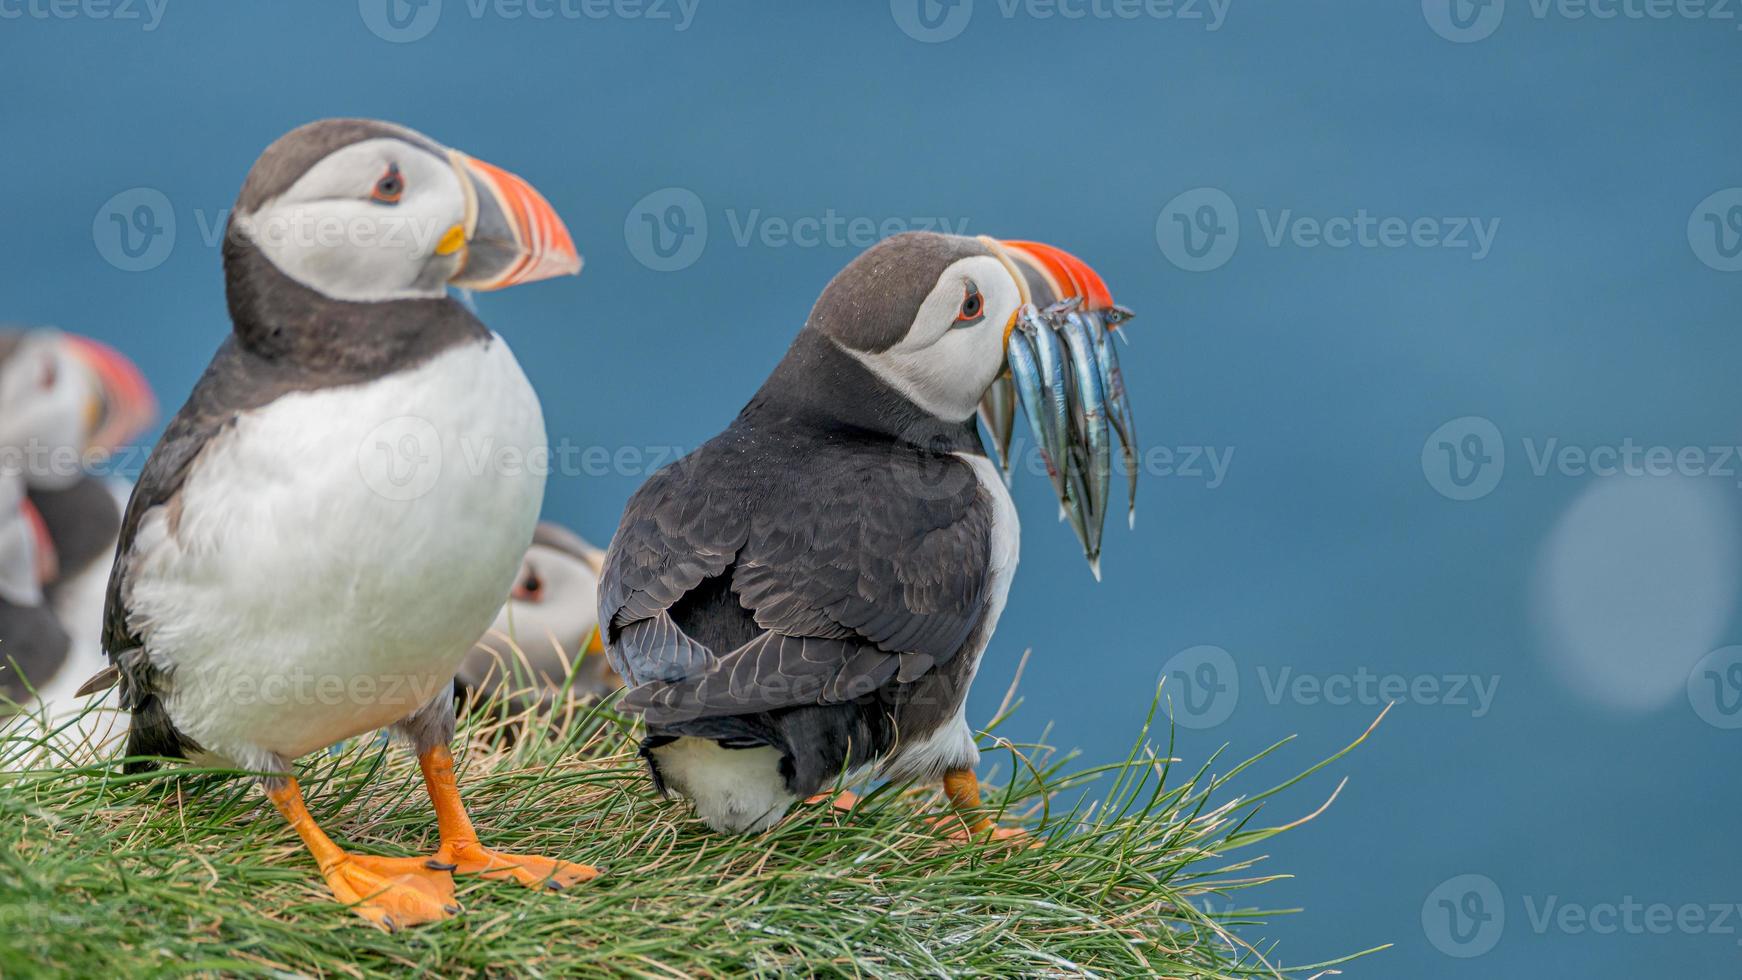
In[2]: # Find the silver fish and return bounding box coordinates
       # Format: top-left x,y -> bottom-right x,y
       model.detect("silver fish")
1006,318 -> 1063,500
1092,311 -> 1139,528
1061,311 -> 1111,564
1030,311 -> 1074,485
977,373 -> 1017,481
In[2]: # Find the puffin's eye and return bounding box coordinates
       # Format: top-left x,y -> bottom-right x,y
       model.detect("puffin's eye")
371,165 -> 405,205
954,282 -> 985,326
37,355 -> 57,391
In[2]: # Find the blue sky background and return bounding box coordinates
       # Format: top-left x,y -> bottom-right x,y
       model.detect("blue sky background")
4,1 -> 1741,975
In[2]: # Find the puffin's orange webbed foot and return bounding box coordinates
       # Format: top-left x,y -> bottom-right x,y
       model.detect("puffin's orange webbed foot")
804,789 -> 860,813
936,767 -> 1041,851
417,744 -> 601,893
267,778 -> 460,932
320,855 -> 459,932
433,839 -> 599,890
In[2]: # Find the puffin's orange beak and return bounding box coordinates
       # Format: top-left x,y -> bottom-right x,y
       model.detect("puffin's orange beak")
62,335 -> 156,451
446,150 -> 581,291
999,240 -> 1117,313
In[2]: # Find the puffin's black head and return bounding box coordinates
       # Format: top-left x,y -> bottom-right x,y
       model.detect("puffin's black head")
806,232 -> 1113,424
224,118 -> 580,304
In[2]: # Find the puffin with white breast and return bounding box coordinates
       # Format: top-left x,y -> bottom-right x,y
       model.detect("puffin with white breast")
599,231 -> 1122,838
86,118 -> 591,930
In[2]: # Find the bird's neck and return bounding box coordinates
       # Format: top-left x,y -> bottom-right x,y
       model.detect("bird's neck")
739,328 -> 985,455
221,236 -> 489,378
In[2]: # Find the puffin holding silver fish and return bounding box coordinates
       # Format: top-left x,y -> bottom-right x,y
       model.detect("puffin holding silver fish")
81,118 -> 593,930
600,232 -> 1132,838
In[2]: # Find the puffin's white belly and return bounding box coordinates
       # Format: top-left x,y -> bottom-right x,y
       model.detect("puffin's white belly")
125,336 -> 545,766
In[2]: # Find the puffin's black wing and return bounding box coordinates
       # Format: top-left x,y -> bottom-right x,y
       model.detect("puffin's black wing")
600,422 -> 993,725
103,338 -> 246,662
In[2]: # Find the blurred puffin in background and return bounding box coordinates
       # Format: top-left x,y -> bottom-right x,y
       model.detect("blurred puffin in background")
460,521 -> 621,719
0,328 -> 155,744
0,471 -> 72,726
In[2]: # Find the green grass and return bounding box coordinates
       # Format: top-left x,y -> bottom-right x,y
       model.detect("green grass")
0,668 -> 1388,978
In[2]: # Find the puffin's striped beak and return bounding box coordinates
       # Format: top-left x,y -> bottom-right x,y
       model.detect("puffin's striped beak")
446,150 -> 582,291
62,335 -> 156,452
998,240 -> 1116,313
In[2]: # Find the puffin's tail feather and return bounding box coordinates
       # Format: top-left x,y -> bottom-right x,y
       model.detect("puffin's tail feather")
122,694 -> 192,773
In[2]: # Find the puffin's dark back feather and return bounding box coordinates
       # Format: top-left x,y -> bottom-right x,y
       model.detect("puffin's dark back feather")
599,323 -> 1000,797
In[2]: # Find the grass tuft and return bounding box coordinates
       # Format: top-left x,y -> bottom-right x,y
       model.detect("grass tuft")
0,664 -> 1387,978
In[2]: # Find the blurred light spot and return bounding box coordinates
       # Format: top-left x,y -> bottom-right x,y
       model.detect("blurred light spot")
1532,476 -> 1739,713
